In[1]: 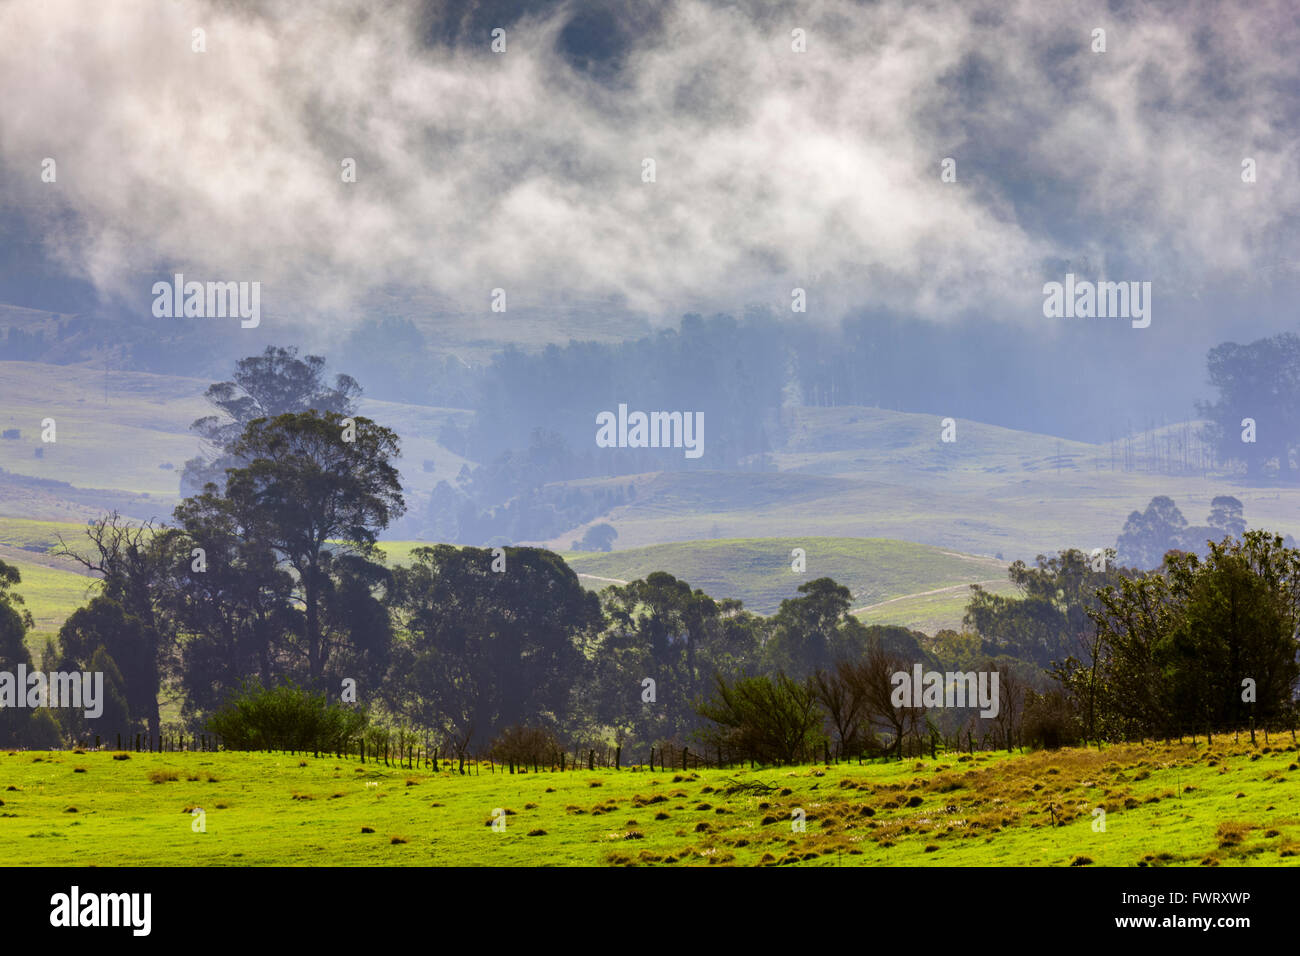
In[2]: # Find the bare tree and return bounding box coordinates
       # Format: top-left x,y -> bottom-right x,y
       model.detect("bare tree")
992,662 -> 1025,751
813,660 -> 867,758
846,641 -> 921,760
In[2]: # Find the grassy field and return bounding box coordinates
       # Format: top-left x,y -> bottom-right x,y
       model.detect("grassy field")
560,536 -> 1015,620
0,516 -> 95,552
0,518 -> 106,647
1,740 -> 1297,866
856,583 -> 1010,634
2,560 -> 94,642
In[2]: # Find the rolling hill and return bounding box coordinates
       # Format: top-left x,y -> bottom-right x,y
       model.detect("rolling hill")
4,356 -> 1300,596
560,536 -> 1014,624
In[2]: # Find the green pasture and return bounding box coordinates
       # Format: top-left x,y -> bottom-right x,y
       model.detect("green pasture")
1,740 -> 1296,866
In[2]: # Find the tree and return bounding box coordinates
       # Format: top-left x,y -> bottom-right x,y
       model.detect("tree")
0,559 -> 38,746
181,346 -> 361,495
574,522 -> 618,553
696,672 -> 824,764
765,577 -> 867,678
587,572 -> 762,747
813,659 -> 868,757
965,550 -> 1129,672
54,514 -> 171,737
388,546 -> 599,751
1197,334 -> 1300,480
1207,495 -> 1246,537
159,493 -> 298,719
222,411 -> 404,686
47,639 -> 132,740
1022,689 -> 1081,749
1082,530 -> 1300,739
1164,533 -> 1299,730
88,646 -> 132,733
57,597 -> 156,736
990,659 -> 1027,751
206,681 -> 366,752
1116,497 -> 1188,569
843,638 -> 922,759
1071,570 -> 1176,740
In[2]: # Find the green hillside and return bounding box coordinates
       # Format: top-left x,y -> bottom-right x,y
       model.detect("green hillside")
2,526 -> 1015,646
561,536 -> 1013,619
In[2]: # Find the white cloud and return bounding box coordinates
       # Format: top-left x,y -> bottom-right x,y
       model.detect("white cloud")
0,0 -> 1295,327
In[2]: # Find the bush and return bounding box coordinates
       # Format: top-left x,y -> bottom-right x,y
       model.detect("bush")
490,725 -> 558,766
696,672 -> 825,764
1022,690 -> 1082,749
207,682 -> 366,752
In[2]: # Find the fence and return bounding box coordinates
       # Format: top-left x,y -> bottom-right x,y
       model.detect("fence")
51,720 -> 1300,768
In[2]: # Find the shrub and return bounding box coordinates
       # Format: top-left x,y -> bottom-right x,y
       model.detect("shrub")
206,681 -> 366,752
1022,690 -> 1082,749
696,672 -> 825,765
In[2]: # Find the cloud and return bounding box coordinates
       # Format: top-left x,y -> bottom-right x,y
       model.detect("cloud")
0,0 -> 1296,328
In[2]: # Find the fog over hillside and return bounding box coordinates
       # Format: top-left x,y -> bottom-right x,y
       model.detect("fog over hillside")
1,0 -> 1298,440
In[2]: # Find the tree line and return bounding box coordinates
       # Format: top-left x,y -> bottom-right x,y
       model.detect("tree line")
1,346 -> 1296,763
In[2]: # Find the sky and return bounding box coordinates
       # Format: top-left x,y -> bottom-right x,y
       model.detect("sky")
0,0 -> 1297,434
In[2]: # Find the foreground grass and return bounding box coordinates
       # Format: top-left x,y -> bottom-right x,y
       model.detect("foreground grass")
1,740 -> 1297,866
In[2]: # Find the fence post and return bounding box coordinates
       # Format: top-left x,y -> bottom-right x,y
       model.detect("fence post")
683,747 -> 689,772
588,749 -> 594,771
